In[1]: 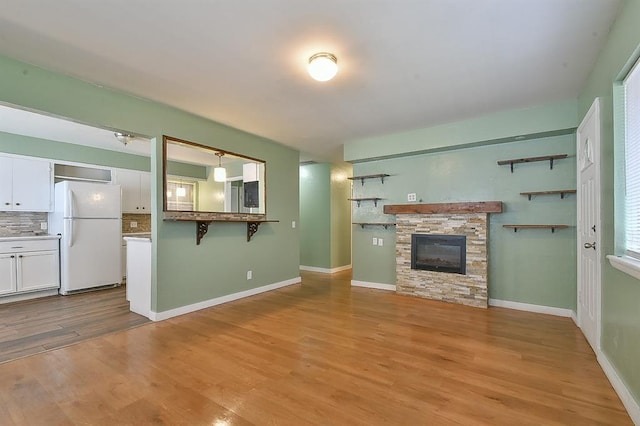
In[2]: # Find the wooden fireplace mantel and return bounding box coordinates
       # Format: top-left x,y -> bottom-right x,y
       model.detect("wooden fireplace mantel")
383,201 -> 503,215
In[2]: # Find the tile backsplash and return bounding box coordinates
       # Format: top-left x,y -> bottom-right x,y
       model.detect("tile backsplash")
0,212 -> 48,236
122,213 -> 151,233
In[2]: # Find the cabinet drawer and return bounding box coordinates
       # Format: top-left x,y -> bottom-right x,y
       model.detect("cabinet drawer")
0,239 -> 59,253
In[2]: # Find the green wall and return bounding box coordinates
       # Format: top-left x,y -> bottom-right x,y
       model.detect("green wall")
344,100 -> 577,162
0,53 -> 300,313
197,168 -> 225,212
330,163 -> 352,269
350,135 -> 577,309
0,131 -> 150,171
299,163 -> 331,268
578,0 -> 640,405
299,162 -> 352,270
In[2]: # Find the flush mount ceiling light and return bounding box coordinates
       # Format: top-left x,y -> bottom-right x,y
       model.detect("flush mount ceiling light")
114,132 -> 135,146
214,152 -> 227,182
308,52 -> 338,82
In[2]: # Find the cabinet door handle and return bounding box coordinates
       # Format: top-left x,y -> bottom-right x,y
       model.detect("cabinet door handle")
4,202 -> 9,205
18,255 -> 23,258
15,202 -> 20,206
10,255 -> 15,258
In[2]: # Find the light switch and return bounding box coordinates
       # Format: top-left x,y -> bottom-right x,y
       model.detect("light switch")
40,222 -> 48,230
372,237 -> 378,246
378,238 -> 384,246
292,221 -> 296,229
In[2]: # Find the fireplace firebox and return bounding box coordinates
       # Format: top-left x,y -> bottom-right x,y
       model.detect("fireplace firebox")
411,234 -> 466,274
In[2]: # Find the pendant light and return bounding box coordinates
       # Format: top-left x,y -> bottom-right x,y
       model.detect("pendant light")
308,52 -> 338,82
214,152 -> 227,182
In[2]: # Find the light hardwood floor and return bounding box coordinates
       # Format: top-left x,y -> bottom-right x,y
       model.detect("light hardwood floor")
0,270 -> 632,425
0,286 -> 149,364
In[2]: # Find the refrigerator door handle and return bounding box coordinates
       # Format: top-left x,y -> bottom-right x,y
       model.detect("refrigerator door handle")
67,189 -> 74,218
66,220 -> 74,247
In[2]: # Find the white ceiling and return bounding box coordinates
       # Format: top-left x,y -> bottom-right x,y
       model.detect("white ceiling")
0,0 -> 622,162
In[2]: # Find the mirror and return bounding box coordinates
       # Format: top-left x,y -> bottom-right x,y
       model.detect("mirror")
162,136 -> 266,215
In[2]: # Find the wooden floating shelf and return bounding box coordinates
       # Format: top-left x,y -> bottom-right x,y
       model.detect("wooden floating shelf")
503,224 -> 570,233
349,197 -> 383,207
520,190 -> 576,200
352,222 -> 396,229
384,201 -> 503,215
167,218 -> 279,244
348,174 -> 390,185
497,154 -> 568,173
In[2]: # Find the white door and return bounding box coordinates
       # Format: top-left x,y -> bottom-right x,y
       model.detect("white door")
115,169 -> 142,213
139,172 -> 151,212
0,157 -> 13,210
16,251 -> 59,292
11,157 -> 52,212
577,98 -> 601,352
61,218 -> 121,293
0,253 -> 17,295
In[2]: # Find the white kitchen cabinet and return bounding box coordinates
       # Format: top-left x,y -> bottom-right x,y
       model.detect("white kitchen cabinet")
0,156 -> 53,212
0,239 -> 60,298
114,169 -> 151,213
0,253 -> 17,295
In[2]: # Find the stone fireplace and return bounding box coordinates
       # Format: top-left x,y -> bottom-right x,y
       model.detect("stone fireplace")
384,202 -> 502,308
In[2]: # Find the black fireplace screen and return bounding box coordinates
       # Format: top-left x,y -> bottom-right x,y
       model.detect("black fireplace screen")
411,234 -> 466,274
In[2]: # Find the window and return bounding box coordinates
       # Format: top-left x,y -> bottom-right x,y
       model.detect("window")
166,180 -> 195,211
624,56 -> 640,259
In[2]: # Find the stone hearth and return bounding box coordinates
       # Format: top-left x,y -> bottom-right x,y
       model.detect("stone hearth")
384,202 -> 502,308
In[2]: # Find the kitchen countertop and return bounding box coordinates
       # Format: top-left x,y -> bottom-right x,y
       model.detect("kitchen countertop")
124,236 -> 152,242
0,233 -> 61,242
123,232 -> 151,237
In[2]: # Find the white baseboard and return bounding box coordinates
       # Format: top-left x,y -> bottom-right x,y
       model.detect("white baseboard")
300,264 -> 352,274
488,299 -> 573,318
0,288 -> 59,305
597,350 -> 640,425
351,280 -> 396,291
149,277 -> 302,321
571,310 -> 578,326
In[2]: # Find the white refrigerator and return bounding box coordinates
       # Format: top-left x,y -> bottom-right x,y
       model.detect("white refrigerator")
49,181 -> 122,295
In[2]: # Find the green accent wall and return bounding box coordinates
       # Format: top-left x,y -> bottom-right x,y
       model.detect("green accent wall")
578,0 -> 640,406
299,162 -> 352,270
0,53 -> 300,313
350,135 -> 577,309
300,163 -> 331,268
330,163 -> 352,269
344,100 -> 577,162
166,161 -> 207,180
0,131 -> 150,171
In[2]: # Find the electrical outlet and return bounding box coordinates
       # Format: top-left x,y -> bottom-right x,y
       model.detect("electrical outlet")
130,221 -> 138,228
408,193 -> 417,202
40,222 -> 48,230
372,237 -> 378,246
378,238 -> 384,246
247,270 -> 252,280
292,221 -> 296,229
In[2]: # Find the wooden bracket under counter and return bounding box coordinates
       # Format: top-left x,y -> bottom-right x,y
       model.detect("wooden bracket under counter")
163,212 -> 278,245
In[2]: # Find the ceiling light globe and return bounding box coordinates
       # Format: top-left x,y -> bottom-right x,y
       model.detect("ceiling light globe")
214,167 -> 227,182
308,53 -> 338,82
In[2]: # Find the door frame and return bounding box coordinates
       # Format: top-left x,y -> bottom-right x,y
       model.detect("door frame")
576,97 -> 602,351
